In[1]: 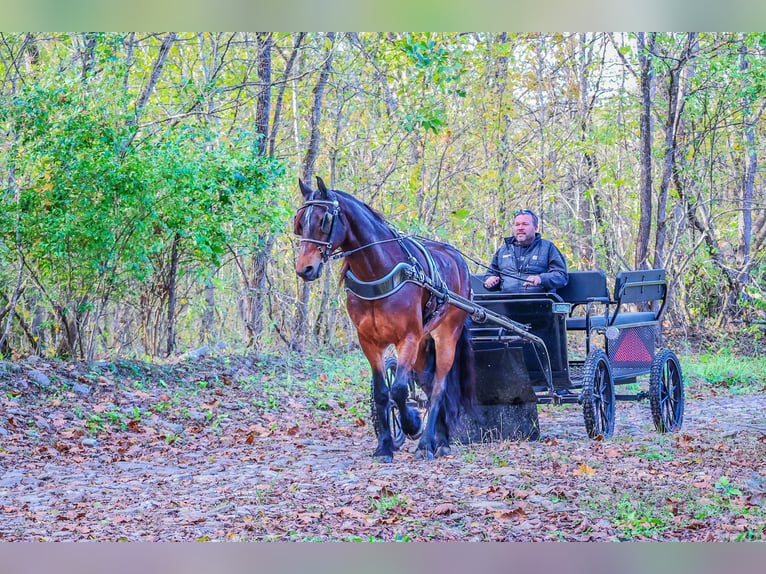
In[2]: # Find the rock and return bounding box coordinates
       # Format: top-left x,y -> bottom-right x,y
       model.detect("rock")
0,471 -> 24,488
71,382 -> 91,395
186,346 -> 210,360
0,361 -> 22,375
28,369 -> 51,388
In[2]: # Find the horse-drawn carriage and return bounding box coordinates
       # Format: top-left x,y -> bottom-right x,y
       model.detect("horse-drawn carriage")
294,177 -> 684,462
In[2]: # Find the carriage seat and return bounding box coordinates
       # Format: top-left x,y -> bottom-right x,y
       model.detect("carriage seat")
557,270 -> 609,330
561,269 -> 666,330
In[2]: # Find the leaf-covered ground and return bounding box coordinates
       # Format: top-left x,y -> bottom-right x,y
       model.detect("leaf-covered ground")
1,352 -> 764,541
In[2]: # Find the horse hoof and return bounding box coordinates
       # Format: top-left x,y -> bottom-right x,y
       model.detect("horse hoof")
435,445 -> 451,457
373,449 -> 394,463
414,449 -> 434,461
402,408 -> 422,439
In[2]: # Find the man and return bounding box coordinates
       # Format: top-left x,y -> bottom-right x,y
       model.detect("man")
483,208 -> 568,293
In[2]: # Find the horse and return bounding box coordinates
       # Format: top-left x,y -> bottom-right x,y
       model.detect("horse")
293,176 -> 475,462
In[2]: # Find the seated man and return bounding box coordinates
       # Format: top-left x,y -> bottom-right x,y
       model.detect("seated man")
483,208 -> 568,293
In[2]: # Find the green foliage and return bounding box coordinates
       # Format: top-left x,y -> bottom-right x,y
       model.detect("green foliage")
1,61 -> 286,358
714,476 -> 743,498
613,495 -> 673,539
683,352 -> 766,393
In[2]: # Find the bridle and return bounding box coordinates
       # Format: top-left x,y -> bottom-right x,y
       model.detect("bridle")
296,199 -> 341,261
295,192 -> 449,312
295,198 -> 404,263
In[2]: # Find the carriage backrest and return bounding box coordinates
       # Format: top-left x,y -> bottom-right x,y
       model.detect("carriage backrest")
613,269 -> 666,305
556,270 -> 609,306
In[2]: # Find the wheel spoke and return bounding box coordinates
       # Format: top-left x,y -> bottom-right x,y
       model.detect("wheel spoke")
650,350 -> 685,433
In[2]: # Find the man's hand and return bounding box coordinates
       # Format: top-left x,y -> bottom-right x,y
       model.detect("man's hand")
523,275 -> 541,287
484,275 -> 500,289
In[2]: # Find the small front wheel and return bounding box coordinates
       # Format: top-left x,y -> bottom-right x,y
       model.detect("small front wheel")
581,349 -> 616,439
649,349 -> 684,433
370,355 -> 405,450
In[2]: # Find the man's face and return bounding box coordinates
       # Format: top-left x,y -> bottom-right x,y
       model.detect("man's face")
513,214 -> 537,246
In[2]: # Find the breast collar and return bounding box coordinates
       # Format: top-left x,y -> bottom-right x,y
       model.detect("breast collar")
343,236 -> 446,302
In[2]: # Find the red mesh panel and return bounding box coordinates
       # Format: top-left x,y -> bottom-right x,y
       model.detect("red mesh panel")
609,326 -> 656,369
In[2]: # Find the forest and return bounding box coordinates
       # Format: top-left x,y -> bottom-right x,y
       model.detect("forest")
1,32 -> 765,361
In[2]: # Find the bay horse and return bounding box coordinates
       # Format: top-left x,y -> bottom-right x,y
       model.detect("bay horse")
294,176 -> 475,462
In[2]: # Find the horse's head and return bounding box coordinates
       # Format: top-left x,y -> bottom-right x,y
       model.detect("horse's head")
294,176 -> 343,281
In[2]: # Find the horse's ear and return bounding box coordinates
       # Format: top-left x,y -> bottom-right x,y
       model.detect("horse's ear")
298,178 -> 313,200
316,176 -> 328,195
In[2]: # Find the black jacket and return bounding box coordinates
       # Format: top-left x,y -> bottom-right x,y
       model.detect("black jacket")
484,234 -> 568,293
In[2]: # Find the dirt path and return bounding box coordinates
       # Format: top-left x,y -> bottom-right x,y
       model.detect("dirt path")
1,356 -> 765,541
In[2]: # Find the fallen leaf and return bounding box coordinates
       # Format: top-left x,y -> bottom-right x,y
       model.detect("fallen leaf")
431,503 -> 457,516
491,506 -> 527,521
337,507 -> 367,519
574,463 -> 596,476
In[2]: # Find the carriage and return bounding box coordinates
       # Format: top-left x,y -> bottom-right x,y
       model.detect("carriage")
376,269 -> 685,447
294,177 -> 685,461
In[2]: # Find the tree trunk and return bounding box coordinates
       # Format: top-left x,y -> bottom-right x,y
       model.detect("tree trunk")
80,32 -> 98,81
654,33 -> 695,271
269,33 -> 305,157
577,33 -> 599,267
737,35 -> 761,286
294,32 -> 336,352
201,268 -> 216,345
254,33 -> 272,155
166,232 -> 180,357
635,32 -> 655,270
122,32 -> 177,154
494,32 -> 510,235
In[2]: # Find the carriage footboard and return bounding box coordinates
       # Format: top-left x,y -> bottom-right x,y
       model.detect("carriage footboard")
443,290 -> 556,398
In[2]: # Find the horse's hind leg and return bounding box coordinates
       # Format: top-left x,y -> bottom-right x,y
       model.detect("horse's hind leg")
415,330 -> 459,460
434,408 -> 451,457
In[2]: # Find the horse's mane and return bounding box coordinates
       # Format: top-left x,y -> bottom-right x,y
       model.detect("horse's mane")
332,188 -> 391,288
333,188 -> 389,227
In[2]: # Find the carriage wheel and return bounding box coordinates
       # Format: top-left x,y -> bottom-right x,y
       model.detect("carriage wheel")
649,349 -> 685,433
581,349 -> 616,439
370,355 -> 406,450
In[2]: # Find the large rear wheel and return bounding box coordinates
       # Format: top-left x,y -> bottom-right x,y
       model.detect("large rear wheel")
649,349 -> 684,433
581,349 -> 616,439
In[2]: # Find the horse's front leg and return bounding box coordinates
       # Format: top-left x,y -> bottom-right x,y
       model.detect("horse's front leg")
391,337 -> 422,440
370,364 -> 395,463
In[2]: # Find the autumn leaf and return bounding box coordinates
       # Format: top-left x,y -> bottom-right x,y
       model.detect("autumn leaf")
574,463 -> 596,476
431,503 -> 457,516
491,506 -> 527,520
336,507 -> 368,519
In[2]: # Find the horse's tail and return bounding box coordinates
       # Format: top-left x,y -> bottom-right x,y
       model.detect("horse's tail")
443,319 -> 476,431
